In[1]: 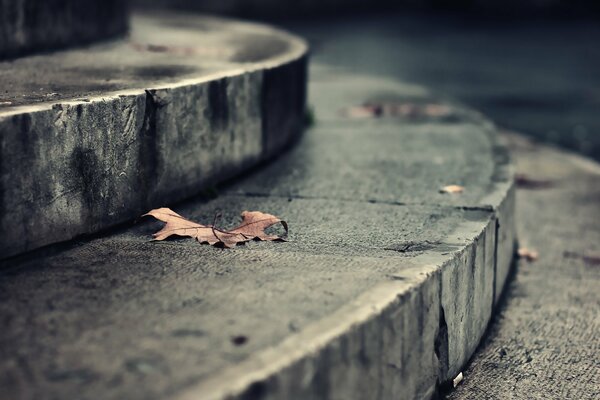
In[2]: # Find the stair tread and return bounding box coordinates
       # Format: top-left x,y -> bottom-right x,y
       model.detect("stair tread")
0,68 -> 515,400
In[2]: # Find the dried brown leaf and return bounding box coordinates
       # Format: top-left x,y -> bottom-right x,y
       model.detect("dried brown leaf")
440,185 -> 464,194
341,102 -> 453,119
518,247 -> 539,262
144,208 -> 288,248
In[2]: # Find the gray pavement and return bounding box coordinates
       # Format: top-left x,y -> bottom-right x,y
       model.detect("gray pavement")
0,67 -> 514,400
447,133 -> 600,399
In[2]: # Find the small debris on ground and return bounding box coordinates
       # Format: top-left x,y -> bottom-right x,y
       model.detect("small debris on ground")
453,372 -> 464,388
231,335 -> 248,346
518,247 -> 539,262
440,185 -> 464,194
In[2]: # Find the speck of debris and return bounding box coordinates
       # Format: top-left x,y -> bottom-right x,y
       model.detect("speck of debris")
288,322 -> 300,332
231,335 -> 248,346
439,184 -> 464,194
453,372 -> 464,388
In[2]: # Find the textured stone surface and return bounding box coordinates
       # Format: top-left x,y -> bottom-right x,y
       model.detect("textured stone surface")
0,67 -> 514,399
0,0 -> 128,59
228,67 -> 510,210
447,133 -> 600,399
0,13 -> 308,258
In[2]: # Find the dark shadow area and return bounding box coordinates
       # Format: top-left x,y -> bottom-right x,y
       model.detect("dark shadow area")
135,0 -> 600,21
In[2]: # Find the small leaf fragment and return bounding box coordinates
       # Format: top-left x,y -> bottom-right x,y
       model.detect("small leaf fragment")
143,208 -> 288,248
440,185 -> 464,194
518,247 -> 539,262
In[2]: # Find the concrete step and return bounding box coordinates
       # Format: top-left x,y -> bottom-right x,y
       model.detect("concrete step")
0,0 -> 128,59
448,133 -> 600,399
0,65 -> 515,399
0,12 -> 308,258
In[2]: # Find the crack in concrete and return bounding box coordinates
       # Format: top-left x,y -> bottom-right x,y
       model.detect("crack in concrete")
232,190 -> 495,213
435,303 -> 450,391
492,218 -> 500,313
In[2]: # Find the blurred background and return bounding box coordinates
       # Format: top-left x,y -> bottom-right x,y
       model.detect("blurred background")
136,0 -> 600,19
134,0 -> 600,160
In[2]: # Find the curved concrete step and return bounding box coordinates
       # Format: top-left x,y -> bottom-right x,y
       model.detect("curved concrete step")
448,134 -> 600,399
0,65 -> 515,400
0,0 -> 128,59
0,12 -> 308,258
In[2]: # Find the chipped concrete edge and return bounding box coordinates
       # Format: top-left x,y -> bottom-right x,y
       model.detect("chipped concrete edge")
173,128 -> 516,400
0,17 -> 308,259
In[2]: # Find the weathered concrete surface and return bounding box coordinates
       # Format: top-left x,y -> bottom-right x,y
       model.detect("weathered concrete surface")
0,67 -> 514,400
447,133 -> 600,399
0,13 -> 308,258
0,0 -> 128,59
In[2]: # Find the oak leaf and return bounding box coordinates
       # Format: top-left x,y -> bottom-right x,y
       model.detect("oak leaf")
144,208 -> 288,248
